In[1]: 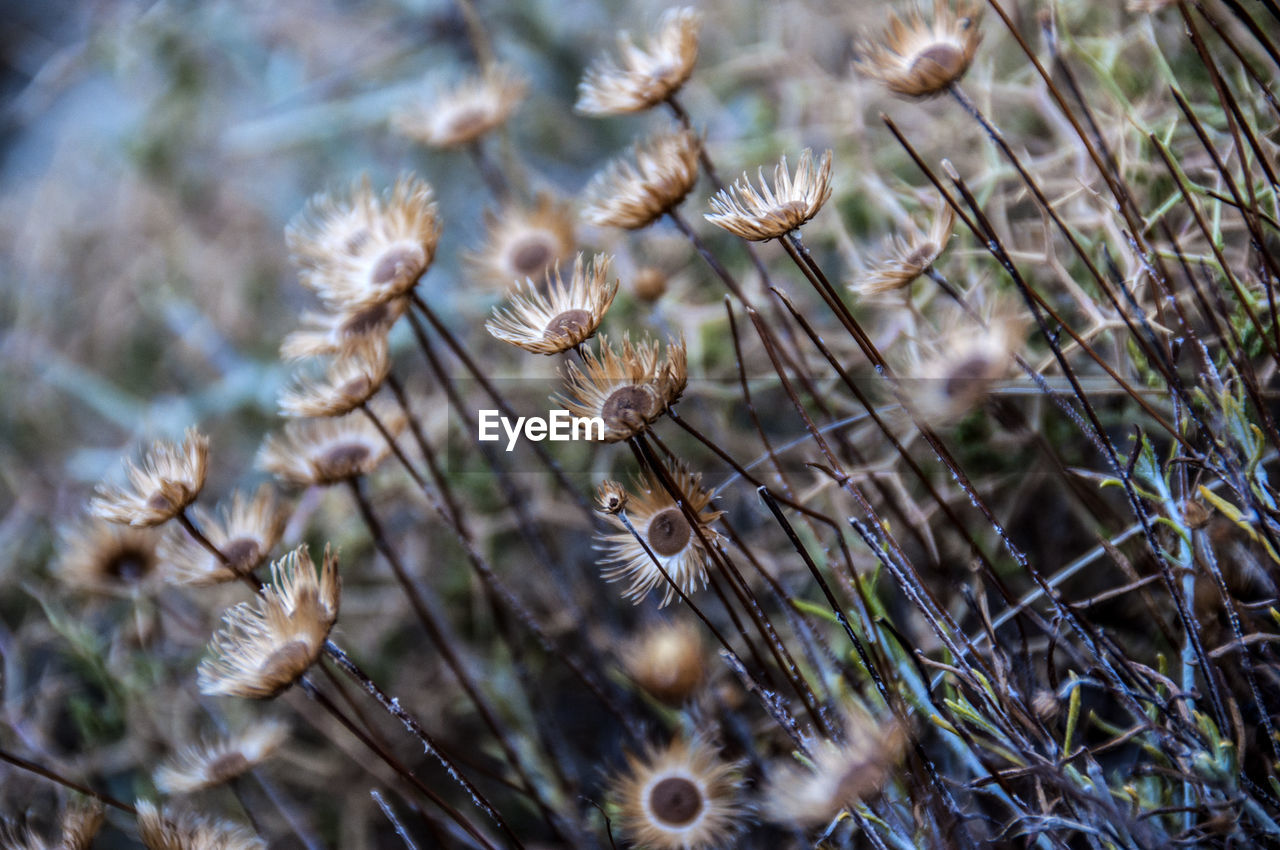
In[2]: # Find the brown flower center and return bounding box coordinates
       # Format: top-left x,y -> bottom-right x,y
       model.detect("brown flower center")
316,442 -> 372,480
107,547 -> 153,582
902,241 -> 937,272
442,106 -> 492,143
341,301 -> 391,338
372,245 -> 425,287
943,354 -> 995,400
543,309 -> 592,342
647,507 -> 692,558
258,640 -> 315,695
510,235 -> 555,278
206,751 -> 251,784
909,42 -> 966,89
601,385 -> 656,433
649,776 -> 703,827
221,537 -> 263,574
147,491 -> 177,512
340,376 -> 373,402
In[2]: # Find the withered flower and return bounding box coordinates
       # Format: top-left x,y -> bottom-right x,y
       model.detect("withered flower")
582,129 -> 701,230
486,253 -> 618,355
467,194 -> 576,290
197,546 -> 339,700
855,0 -> 982,98
287,175 -> 439,312
3,800 -> 104,850
558,334 -> 687,442
612,736 -> 745,850
136,800 -> 265,850
158,485 -> 285,586
393,65 -> 526,149
624,620 -> 707,704
705,148 -> 833,241
278,336 -> 390,418
257,404 -> 405,487
598,461 -> 722,606
280,296 -> 408,360
91,427 -> 209,528
898,297 -> 1027,425
765,705 -> 906,827
853,199 -> 955,295
155,719 -> 289,793
57,518 -> 160,590
576,7 -> 702,115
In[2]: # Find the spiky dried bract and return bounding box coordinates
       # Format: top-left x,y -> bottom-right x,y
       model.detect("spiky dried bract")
624,620 -> 707,704
853,199 -> 955,295
704,148 -> 833,242
765,707 -> 906,827
613,736 -> 745,850
158,486 -> 285,586
576,7 -> 702,115
393,65 -> 526,149
57,517 -> 160,589
90,427 -> 209,528
278,336 -> 390,418
898,297 -> 1027,424
197,546 -> 339,700
467,194 -> 577,290
856,0 -> 982,98
485,253 -> 619,355
280,296 -> 408,360
136,800 -> 265,850
155,719 -> 289,793
257,404 -> 406,487
287,175 -> 439,312
599,462 -> 722,606
557,334 -> 687,442
582,129 -> 701,230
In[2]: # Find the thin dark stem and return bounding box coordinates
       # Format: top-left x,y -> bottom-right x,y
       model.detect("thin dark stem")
298,676 -> 499,850
177,509 -> 229,565
321,642 -> 525,849
0,748 -> 137,815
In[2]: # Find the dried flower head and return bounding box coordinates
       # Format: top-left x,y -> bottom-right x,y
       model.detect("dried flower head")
582,128 -> 701,230
612,736 -> 745,850
393,65 -> 526,149
853,199 -> 955,295
280,296 -> 408,360
468,194 -> 576,290
3,800 -> 104,850
765,706 -> 906,827
856,0 -> 982,98
633,265 -> 668,302
136,800 -> 265,850
257,404 -> 406,487
278,336 -> 391,418
704,148 -> 833,242
287,175 -> 439,312
91,427 -> 209,528
486,253 -> 618,355
197,546 -> 339,700
576,7 -> 702,115
155,719 -> 289,793
558,334 -> 687,442
898,298 -> 1027,424
624,620 -> 707,704
57,518 -> 160,590
158,486 -> 285,586
597,479 -> 629,514
598,461 -> 722,606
